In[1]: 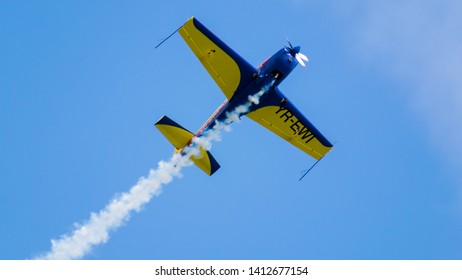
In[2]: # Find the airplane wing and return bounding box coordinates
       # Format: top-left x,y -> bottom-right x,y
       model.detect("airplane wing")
178,17 -> 257,100
246,88 -> 333,160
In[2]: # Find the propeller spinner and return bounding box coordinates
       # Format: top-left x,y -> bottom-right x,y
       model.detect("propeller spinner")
286,40 -> 309,67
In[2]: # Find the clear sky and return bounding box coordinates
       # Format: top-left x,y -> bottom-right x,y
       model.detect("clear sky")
1,0 -> 462,259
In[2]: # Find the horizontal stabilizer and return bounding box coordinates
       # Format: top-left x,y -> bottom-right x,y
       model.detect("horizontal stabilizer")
155,115 -> 194,150
191,146 -> 221,176
155,115 -> 221,175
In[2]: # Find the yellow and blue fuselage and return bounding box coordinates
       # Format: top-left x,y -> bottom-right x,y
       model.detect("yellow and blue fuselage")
155,17 -> 333,176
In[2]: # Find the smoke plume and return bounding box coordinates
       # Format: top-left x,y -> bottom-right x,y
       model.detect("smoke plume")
35,84 -> 272,260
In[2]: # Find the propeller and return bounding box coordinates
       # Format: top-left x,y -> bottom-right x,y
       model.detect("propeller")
286,40 -> 309,67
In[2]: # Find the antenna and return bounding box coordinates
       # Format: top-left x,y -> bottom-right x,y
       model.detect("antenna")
154,25 -> 183,49
299,156 -> 324,181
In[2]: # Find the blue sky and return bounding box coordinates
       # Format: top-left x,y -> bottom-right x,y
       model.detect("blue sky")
1,0 -> 462,259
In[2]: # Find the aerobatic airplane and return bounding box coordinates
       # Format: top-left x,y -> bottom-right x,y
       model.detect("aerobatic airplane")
155,17 -> 333,177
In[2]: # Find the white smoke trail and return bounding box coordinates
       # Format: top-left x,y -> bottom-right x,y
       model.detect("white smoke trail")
35,83 -> 273,260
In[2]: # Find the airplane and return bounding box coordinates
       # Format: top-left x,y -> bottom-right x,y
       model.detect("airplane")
155,17 -> 333,177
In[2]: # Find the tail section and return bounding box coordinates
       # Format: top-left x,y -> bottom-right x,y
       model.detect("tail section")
155,115 -> 194,151
155,115 -> 221,175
